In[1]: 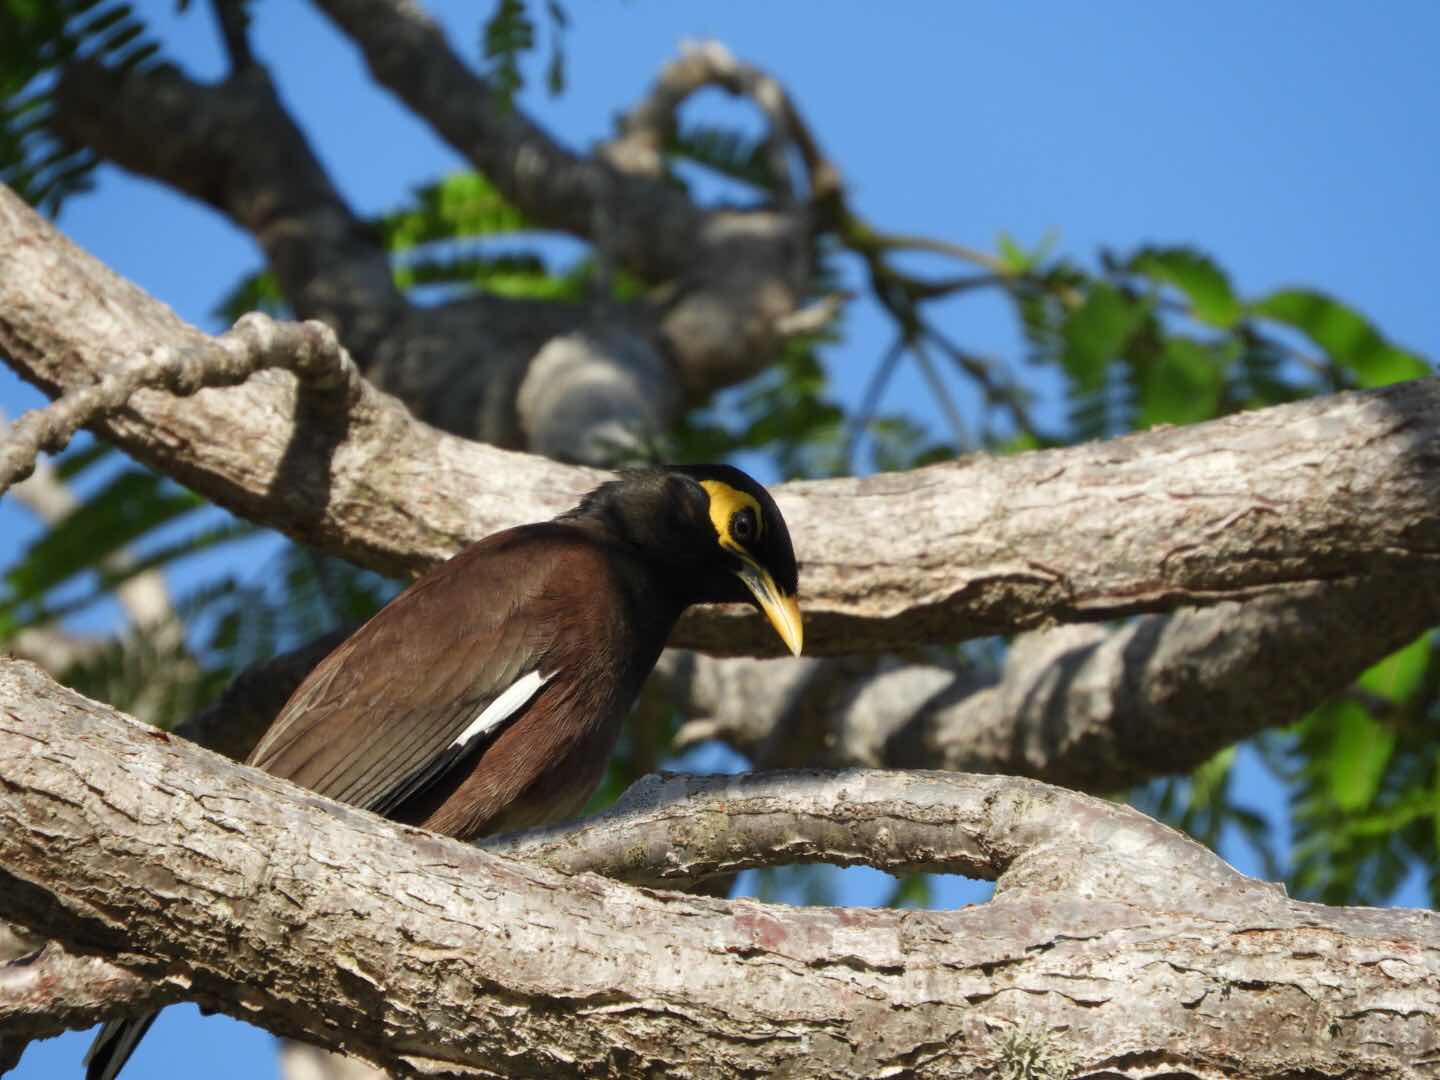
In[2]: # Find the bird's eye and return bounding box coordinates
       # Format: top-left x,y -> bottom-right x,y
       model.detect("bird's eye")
731,507 -> 757,545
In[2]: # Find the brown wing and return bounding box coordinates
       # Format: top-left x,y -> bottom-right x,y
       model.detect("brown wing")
247,523 -> 591,812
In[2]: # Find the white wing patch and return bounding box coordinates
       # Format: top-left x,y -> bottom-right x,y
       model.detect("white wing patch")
451,669 -> 552,748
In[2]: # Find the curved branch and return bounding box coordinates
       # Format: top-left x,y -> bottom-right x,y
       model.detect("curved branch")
48,54 -> 681,456
3,658 -> 1438,1079
47,35 -> 810,446
484,768 -> 1242,897
309,4 -> 813,395
605,39 -> 841,205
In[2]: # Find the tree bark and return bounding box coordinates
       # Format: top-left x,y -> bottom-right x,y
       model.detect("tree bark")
3,658 -> 1438,1078
48,16 -> 823,460
654,573 -> 1440,789
6,11 -> 1437,1078
4,185 -> 1440,659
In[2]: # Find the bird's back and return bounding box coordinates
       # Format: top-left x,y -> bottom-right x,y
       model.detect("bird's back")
249,521 -> 674,839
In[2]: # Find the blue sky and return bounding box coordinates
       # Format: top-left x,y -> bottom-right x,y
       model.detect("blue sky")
6,3 -> 1440,1076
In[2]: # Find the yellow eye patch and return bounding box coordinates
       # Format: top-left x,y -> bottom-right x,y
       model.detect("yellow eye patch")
699,480 -> 764,552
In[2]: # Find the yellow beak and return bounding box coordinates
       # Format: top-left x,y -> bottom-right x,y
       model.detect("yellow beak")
735,559 -> 804,656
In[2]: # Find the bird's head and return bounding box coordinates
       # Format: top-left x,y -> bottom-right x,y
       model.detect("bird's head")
566,464 -> 802,656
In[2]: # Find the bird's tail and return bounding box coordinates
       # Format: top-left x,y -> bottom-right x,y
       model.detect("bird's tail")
83,1012 -> 158,1080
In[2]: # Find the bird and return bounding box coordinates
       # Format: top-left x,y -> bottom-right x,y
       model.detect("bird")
83,463 -> 802,1080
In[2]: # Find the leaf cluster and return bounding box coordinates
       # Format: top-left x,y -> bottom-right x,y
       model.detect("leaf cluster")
1021,243 -> 1428,441
480,0 -> 567,106
0,0 -> 164,212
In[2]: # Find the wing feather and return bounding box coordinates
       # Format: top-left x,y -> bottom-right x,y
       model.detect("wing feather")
247,525 -> 573,812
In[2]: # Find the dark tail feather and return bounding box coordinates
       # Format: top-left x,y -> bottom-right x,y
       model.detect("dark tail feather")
83,1012 -> 158,1080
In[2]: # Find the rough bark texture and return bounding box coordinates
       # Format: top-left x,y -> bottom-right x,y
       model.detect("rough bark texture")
47,14 -> 821,461
4,185 -> 1440,659
3,658 -> 1439,1079
4,8 -> 1436,1078
655,573 -> 1440,789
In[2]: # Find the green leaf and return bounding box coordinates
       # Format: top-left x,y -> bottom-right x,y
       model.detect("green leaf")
0,0 -> 163,213
1129,246 -> 1240,328
52,436 -> 113,480
1060,284 -> 1145,392
1319,700 -> 1397,813
1358,635 -> 1430,705
1,468 -> 202,620
481,0 -> 535,107
213,267 -> 287,323
378,171 -> 529,252
885,873 -> 933,909
1253,288 -> 1430,387
1187,745 -> 1237,812
668,124 -> 780,193
1433,764 -> 1440,857
995,231 -> 1027,272
1136,337 -> 1224,427
995,229 -> 1058,274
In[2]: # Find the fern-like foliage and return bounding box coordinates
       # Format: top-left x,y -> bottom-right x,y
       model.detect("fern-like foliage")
667,123 -> 786,196
480,0 -> 568,106
1001,241 -> 1431,448
0,0 -> 164,213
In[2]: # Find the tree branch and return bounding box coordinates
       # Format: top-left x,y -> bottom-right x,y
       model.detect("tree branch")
52,59 -> 405,363
0,312 -> 359,497
0,917 -> 160,1054
604,39 -> 841,205
314,0 -> 699,276
48,53 -> 673,457
46,35 -> 808,452
3,658 -> 1438,1078
5,184 -> 1440,657
310,4 -> 814,395
656,573 -> 1440,790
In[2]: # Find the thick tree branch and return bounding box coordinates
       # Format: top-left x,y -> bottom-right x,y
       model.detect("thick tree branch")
0,917 -> 159,1054
5,184 -> 1440,658
53,60 -> 405,363
310,3 -> 813,395
108,574 -> 1429,835
45,30 -> 821,453
48,54 -> 679,458
3,658 -> 1439,1078
314,0 -> 701,277
656,573 -> 1440,790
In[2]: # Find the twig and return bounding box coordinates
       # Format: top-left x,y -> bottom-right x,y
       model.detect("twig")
0,420 -> 174,631
210,0 -> 255,71
845,336 -> 907,470
909,337 -> 970,450
863,229 -> 1007,274
926,326 -> 1046,443
0,314 -> 361,498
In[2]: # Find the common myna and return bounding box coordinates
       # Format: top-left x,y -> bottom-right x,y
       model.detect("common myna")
84,464 -> 801,1080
